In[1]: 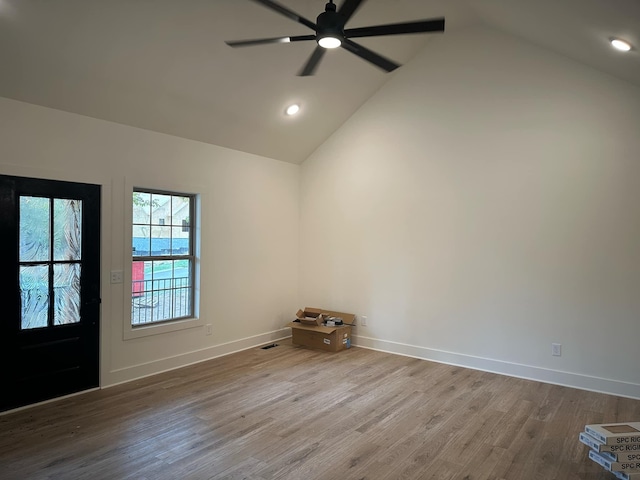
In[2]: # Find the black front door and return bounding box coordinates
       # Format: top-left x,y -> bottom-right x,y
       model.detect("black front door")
0,175 -> 100,412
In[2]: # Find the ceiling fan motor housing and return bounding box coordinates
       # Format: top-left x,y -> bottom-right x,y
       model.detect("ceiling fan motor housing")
316,2 -> 345,44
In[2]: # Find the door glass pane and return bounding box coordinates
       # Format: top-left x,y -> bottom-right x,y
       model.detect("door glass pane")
20,196 -> 50,262
20,265 -> 49,329
54,263 -> 81,325
54,199 -> 82,261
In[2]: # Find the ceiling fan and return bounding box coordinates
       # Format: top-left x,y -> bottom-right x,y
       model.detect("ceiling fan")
225,0 -> 445,76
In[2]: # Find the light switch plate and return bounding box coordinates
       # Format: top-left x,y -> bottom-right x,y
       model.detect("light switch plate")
110,270 -> 123,284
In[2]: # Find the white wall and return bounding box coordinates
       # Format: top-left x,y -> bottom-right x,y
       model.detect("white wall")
300,26 -> 640,398
0,97 -> 299,386
2,23 -> 639,400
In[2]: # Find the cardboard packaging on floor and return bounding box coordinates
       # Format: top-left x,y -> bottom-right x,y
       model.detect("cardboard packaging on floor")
295,308 -> 325,326
288,308 -> 355,352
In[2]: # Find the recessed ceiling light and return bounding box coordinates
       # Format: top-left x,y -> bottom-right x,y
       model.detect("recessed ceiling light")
285,104 -> 300,116
610,38 -> 632,52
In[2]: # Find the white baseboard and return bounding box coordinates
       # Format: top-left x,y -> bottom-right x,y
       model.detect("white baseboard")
104,328 -> 290,388
104,329 -> 640,400
352,335 -> 640,400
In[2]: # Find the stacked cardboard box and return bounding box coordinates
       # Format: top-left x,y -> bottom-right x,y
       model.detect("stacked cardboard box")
579,422 -> 640,479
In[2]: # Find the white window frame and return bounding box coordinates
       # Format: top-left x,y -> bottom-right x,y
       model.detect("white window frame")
123,179 -> 203,340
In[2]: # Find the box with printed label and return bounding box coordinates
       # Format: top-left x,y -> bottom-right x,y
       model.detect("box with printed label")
288,307 -> 355,352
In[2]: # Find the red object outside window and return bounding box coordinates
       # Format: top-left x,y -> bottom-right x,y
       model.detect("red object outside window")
132,261 -> 144,297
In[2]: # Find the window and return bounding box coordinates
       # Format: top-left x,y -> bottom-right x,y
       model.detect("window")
131,189 -> 194,326
19,196 -> 83,328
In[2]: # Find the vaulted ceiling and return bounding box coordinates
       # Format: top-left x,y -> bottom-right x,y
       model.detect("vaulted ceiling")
0,0 -> 638,164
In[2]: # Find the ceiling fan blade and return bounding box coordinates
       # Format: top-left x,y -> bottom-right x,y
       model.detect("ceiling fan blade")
226,35 -> 315,48
298,46 -> 326,76
341,39 -> 399,72
250,0 -> 316,31
338,0 -> 365,24
345,17 -> 445,38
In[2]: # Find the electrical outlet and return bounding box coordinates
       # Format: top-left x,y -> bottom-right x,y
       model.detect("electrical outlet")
205,324 -> 213,336
110,270 -> 123,284
360,315 -> 368,327
552,343 -> 562,356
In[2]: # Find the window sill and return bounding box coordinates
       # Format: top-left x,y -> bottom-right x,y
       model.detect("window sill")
123,316 -> 204,340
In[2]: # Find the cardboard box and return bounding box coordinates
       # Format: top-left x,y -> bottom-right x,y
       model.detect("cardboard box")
288,307 -> 355,352
295,308 -> 324,326
297,307 -> 355,325
289,323 -> 352,352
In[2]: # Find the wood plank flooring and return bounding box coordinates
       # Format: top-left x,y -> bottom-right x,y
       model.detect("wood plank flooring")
1,339 -> 639,480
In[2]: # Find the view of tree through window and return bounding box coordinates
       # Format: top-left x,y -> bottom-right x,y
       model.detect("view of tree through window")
132,189 -> 194,326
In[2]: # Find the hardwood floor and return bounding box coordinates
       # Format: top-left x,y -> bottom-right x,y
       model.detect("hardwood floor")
1,339 -> 639,480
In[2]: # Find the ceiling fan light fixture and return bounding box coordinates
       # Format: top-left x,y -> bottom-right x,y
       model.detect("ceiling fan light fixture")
316,2 -> 343,49
318,35 -> 341,49
610,38 -> 632,52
